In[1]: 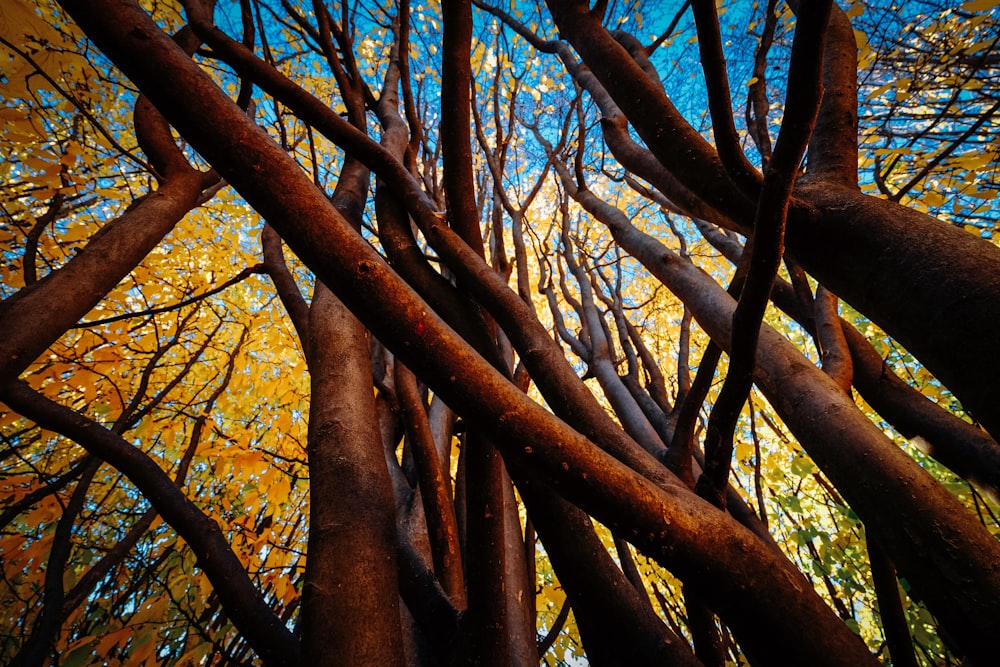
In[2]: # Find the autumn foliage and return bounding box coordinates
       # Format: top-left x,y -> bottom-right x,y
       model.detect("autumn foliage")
2,0 -> 999,665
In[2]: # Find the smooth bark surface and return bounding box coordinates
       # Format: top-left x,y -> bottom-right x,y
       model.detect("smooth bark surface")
302,283 -> 405,666
4,0 -> 998,664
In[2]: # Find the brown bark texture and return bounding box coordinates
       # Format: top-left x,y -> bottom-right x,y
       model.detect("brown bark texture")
2,0 -> 999,665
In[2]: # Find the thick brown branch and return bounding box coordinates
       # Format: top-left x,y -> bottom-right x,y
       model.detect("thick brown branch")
53,5 -> 889,663
395,361 -> 466,608
440,0 -> 483,255
302,283 -> 405,665
802,4 -> 859,186
813,286 -> 853,392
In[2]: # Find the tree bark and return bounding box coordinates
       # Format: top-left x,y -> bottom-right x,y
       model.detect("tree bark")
545,0 -> 1000,445
302,282 -> 406,666
45,3 -> 979,664
610,217 -> 1000,665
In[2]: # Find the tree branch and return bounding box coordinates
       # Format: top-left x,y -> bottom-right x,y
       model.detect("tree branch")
689,0 -> 762,196
697,0 -> 832,506
0,380 -> 300,666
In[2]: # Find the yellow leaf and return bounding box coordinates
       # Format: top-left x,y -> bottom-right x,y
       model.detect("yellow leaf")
95,628 -> 133,655
921,191 -> 946,209
967,189 -> 998,201
954,152 -> 993,170
735,440 -> 755,461
0,0 -> 56,41
198,573 -> 213,600
961,0 -> 997,11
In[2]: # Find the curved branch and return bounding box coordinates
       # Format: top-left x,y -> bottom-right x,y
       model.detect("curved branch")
72,265 -> 265,329
0,168 -> 213,383
698,0 -> 832,505
0,22 -> 217,383
745,0 -> 779,164
689,0 -> 762,195
545,0 -> 754,226
395,360 -> 466,608
260,224 -> 310,346
0,380 -> 301,666
54,5 -> 888,663
9,459 -> 99,667
813,286 -> 853,393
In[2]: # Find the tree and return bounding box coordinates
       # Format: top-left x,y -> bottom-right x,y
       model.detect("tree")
1,0 -> 999,664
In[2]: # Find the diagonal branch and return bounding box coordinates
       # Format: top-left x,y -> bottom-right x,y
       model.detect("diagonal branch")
72,264 -> 266,329
0,380 -> 301,666
52,5 -> 890,662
